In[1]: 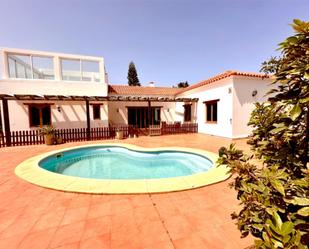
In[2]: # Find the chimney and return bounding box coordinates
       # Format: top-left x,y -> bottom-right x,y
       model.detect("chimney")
148,81 -> 155,87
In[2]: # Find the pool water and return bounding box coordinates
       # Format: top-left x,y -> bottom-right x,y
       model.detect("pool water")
39,146 -> 213,179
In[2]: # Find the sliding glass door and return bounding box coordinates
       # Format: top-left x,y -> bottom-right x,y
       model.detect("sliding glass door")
127,107 -> 161,128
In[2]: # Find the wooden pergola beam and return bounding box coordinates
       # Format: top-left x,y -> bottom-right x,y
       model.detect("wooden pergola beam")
0,94 -> 198,102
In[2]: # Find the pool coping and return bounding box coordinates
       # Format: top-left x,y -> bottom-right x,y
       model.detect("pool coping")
14,143 -> 230,194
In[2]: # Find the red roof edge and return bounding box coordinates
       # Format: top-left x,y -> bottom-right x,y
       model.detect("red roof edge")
177,70 -> 270,95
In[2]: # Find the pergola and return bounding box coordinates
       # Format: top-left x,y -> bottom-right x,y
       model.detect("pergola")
0,94 -> 198,146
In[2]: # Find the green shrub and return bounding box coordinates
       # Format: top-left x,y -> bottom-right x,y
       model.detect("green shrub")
39,125 -> 55,136
217,19 -> 309,249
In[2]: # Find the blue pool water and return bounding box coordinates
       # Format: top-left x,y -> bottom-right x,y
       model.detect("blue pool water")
39,146 -> 213,179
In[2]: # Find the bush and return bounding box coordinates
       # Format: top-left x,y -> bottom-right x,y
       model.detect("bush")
217,19 -> 309,249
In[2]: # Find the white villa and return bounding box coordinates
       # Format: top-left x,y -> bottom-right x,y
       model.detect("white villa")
0,48 -> 271,141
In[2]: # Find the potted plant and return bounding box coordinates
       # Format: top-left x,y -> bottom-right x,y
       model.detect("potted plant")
40,125 -> 55,145
115,128 -> 123,140
56,136 -> 63,144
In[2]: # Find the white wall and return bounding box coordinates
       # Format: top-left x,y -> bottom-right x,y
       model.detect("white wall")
7,100 -> 108,131
0,80 -> 108,97
232,76 -> 271,138
178,78 -> 233,138
108,101 -> 182,125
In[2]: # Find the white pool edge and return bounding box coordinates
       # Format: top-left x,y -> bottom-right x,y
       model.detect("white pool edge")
15,143 -> 231,194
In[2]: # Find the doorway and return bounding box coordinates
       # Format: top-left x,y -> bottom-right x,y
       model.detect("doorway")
127,107 -> 161,128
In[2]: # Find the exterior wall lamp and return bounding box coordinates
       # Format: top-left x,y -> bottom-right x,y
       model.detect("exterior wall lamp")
252,90 -> 258,97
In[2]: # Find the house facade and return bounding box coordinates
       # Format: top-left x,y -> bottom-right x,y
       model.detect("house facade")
0,48 -> 109,131
0,48 -> 271,139
176,71 -> 271,138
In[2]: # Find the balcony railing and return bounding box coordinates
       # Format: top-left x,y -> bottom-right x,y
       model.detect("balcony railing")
0,48 -> 105,83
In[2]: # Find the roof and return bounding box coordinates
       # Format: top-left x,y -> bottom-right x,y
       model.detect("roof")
177,70 -> 270,94
108,85 -> 181,96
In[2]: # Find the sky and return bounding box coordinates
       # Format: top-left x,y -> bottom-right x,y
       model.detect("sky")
0,0 -> 308,86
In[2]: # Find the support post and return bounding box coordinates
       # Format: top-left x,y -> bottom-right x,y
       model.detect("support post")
148,100 -> 152,127
85,98 -> 90,140
2,99 -> 11,146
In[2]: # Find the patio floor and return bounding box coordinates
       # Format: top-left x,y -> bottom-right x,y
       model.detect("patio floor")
0,134 -> 253,249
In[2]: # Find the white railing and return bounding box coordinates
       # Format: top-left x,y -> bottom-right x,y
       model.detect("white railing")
0,47 -> 105,83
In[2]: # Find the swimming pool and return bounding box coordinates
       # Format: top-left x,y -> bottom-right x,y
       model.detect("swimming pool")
15,143 -> 230,194
39,146 -> 213,180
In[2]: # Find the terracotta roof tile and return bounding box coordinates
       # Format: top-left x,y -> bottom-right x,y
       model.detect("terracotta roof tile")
108,71 -> 270,97
177,70 -> 270,94
108,85 -> 181,96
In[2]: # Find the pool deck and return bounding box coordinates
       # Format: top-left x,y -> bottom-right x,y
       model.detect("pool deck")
0,134 -> 253,249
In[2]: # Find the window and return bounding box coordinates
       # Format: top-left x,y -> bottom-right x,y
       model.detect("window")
61,58 -> 100,82
32,56 -> 55,80
82,60 -> 100,82
8,54 -> 54,79
8,54 -> 31,79
204,100 -> 219,123
184,104 -> 192,122
61,59 -> 81,81
29,104 -> 51,127
93,105 -> 101,120
153,108 -> 161,125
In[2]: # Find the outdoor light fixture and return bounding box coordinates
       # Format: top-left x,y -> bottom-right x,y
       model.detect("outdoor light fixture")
57,106 -> 61,112
116,108 -> 119,113
252,90 -> 258,97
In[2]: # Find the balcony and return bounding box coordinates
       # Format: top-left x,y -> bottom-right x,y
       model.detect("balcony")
0,48 -> 107,96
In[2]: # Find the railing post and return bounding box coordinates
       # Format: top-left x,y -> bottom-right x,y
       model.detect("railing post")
53,56 -> 62,81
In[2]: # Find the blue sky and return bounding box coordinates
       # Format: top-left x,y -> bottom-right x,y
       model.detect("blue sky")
0,0 -> 308,86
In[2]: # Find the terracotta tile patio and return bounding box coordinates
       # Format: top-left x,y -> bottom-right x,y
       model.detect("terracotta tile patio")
0,134 -> 253,249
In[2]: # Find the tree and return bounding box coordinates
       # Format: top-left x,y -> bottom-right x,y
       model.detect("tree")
127,61 -> 140,86
217,19 -> 309,248
176,81 -> 189,88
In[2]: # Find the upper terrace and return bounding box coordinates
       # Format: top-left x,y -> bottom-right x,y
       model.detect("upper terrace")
0,48 -> 107,96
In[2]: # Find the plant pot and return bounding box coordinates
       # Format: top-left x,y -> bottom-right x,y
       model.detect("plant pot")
115,131 -> 124,140
44,134 -> 54,145
56,137 -> 63,144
